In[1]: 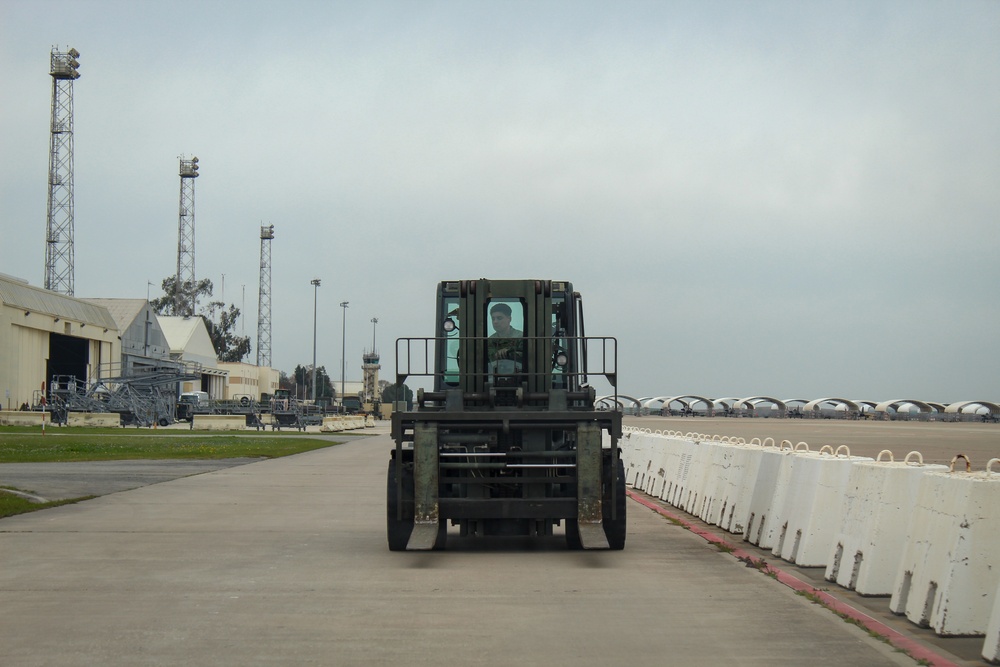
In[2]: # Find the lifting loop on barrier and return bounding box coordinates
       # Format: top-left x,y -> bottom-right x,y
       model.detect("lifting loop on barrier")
763,437 -> 775,448
987,458 -> 1000,475
750,438 -> 761,446
794,441 -> 810,452
834,445 -> 851,458
904,451 -> 924,465
877,449 -> 894,462
819,445 -> 834,456
949,454 -> 971,473
779,439 -> 792,451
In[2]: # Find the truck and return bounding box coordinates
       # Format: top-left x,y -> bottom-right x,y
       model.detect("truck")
389,279 -> 624,550
175,391 -> 210,421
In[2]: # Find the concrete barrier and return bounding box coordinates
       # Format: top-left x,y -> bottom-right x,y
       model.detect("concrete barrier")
665,437 -> 700,511
0,410 -> 52,426
621,429 -> 645,485
715,439 -> 768,534
67,412 -> 122,428
766,446 -> 873,567
320,415 -> 367,432
192,414 -> 246,431
695,438 -> 747,527
889,456 -> 1000,636
984,574 -> 1000,663
742,441 -> 798,548
824,451 -> 948,595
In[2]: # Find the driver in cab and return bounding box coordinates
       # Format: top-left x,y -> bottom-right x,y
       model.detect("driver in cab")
488,303 -> 523,365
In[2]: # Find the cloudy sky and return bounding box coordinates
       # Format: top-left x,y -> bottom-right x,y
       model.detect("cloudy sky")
1,0 -> 997,403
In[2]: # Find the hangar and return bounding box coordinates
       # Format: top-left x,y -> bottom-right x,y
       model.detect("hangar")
0,273 -> 119,410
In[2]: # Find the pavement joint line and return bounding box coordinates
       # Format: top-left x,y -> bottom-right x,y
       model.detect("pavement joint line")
626,488 -> 962,667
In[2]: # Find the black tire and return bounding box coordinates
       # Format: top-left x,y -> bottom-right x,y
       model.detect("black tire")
158,418 -> 169,427
603,458 -> 627,550
387,459 -> 414,551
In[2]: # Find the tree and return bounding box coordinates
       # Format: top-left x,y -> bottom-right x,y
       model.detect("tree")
381,382 -> 413,409
203,301 -> 251,362
291,364 -> 336,403
150,275 -> 252,363
150,275 -> 212,318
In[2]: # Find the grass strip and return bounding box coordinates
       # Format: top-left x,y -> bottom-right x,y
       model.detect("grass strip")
0,433 -> 340,463
0,491 -> 96,519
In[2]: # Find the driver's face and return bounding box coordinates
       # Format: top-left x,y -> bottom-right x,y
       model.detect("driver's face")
491,311 -> 511,333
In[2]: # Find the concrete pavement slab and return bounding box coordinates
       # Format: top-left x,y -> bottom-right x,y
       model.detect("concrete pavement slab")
1,435 -> 917,666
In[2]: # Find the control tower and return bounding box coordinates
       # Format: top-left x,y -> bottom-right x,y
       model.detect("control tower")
362,317 -> 380,412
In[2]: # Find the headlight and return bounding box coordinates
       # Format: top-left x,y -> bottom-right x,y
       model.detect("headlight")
443,318 -> 456,333
555,352 -> 569,367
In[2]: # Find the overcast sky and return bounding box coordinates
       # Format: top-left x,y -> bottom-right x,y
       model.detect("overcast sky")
1,0 -> 997,403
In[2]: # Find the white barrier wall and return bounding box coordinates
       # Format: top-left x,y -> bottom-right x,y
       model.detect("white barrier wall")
622,428 -> 1000,641
825,451 -> 948,595
889,457 -> 1000,636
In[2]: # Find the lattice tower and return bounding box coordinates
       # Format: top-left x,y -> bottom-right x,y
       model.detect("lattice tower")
175,156 -> 199,316
256,224 -> 274,367
44,47 -> 81,295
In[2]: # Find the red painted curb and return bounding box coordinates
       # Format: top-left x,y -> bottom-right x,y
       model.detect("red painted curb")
627,489 -> 962,667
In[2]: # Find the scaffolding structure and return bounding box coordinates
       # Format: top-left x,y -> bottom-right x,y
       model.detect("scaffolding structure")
48,363 -> 200,427
44,47 -> 81,296
175,156 -> 199,316
257,224 -> 274,367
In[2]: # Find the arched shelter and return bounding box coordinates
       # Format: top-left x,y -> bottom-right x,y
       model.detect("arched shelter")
803,397 -> 862,417
596,394 -> 642,412
670,395 -> 715,416
874,399 -> 938,417
945,401 -> 1000,418
736,396 -> 787,418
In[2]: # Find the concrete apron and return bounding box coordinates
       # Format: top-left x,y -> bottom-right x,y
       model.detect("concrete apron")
0,435 -> 914,667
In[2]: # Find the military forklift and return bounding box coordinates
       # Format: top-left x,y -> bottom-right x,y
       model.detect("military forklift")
389,279 -> 624,550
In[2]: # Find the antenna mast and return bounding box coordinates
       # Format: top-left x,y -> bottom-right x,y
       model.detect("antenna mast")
44,46 -> 81,295
257,224 -> 274,367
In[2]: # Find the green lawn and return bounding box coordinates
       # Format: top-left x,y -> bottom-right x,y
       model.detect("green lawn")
0,430 -> 341,463
0,429 -> 345,518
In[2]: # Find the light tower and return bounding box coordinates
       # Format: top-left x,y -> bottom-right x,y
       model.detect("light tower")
362,317 -> 381,411
256,224 -> 274,367
175,156 -> 199,316
44,46 -> 81,295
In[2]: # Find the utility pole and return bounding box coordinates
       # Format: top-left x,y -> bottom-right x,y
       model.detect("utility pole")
311,279 -> 321,402
340,301 -> 349,412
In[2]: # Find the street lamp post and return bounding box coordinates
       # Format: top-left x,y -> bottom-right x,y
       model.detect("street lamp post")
340,301 -> 349,413
311,279 -> 321,402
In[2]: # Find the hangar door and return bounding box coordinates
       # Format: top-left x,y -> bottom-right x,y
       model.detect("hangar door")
47,333 -> 89,386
